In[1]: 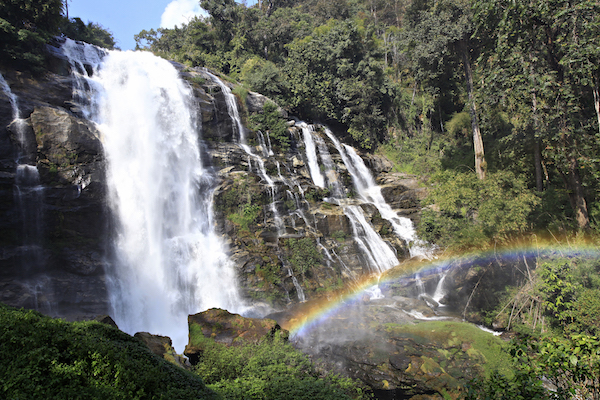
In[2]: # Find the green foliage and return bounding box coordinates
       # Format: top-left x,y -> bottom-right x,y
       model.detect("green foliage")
283,19 -> 389,150
418,170 -> 539,249
445,111 -> 471,138
469,332 -> 600,399
379,129 -> 443,175
241,57 -> 286,99
286,237 -> 322,275
248,101 -> 290,152
331,230 -> 347,241
471,253 -> 600,398
192,330 -> 369,400
465,369 -> 550,400
229,202 -> 261,233
536,257 -> 600,336
60,17 -> 116,49
0,0 -> 63,70
0,304 -> 217,399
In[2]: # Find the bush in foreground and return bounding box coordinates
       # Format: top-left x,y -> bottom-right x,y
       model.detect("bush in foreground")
0,304 -> 217,400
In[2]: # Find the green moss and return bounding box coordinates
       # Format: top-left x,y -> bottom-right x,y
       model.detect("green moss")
232,86 -> 249,108
384,321 -> 512,378
331,230 -> 347,241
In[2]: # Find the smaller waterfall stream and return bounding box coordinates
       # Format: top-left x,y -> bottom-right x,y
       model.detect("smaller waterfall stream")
298,122 -> 325,188
323,128 -> 429,258
299,124 -> 399,274
205,71 -> 285,235
1,72 -> 48,310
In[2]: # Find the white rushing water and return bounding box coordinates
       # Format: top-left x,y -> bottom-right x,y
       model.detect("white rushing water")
323,128 -> 430,258
0,73 -> 19,120
298,122 -> 325,188
61,40 -> 245,351
297,123 -> 400,274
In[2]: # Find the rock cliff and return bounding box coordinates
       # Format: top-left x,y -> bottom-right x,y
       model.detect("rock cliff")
0,41 -> 425,320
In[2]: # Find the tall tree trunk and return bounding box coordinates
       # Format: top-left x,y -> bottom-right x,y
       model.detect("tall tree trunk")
564,154 -> 590,230
594,83 -> 600,135
532,89 -> 543,191
460,40 -> 485,180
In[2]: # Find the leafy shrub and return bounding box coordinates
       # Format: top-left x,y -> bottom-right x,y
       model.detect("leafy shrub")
192,330 -> 369,400
468,333 -> 600,400
60,17 -> 116,49
0,304 -> 217,400
0,0 -> 63,71
249,101 -> 290,152
418,170 -> 539,249
286,237 -> 322,275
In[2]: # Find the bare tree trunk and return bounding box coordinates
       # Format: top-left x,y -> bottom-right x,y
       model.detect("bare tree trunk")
460,40 -> 485,180
532,89 -> 543,191
594,84 -> 600,135
560,155 -> 590,230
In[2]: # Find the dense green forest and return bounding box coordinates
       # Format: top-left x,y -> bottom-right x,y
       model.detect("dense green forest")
133,0 -> 600,244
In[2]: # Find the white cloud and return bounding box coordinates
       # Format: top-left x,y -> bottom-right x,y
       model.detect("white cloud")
160,0 -> 207,28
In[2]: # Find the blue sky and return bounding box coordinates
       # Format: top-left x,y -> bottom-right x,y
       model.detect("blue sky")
68,0 -> 256,51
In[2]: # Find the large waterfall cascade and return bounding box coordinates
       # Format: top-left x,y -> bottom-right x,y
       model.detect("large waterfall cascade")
60,39 -> 246,351
2,37 -> 437,348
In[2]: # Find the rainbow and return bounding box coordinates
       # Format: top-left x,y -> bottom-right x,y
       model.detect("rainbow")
283,237 -> 600,338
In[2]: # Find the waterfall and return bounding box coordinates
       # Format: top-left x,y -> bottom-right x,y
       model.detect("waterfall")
0,73 -> 19,119
298,122 -> 325,188
298,123 -> 399,274
344,205 -> 399,273
205,71 -> 285,235
432,270 -> 448,303
61,40 -> 245,351
323,128 -> 429,258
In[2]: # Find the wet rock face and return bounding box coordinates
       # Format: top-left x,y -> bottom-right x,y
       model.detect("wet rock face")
1,49 -> 426,322
0,68 -> 109,320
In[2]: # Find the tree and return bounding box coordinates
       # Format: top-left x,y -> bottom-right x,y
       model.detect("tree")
473,0 -> 599,229
283,19 -> 390,149
61,17 -> 116,49
401,0 -> 486,178
0,0 -> 64,69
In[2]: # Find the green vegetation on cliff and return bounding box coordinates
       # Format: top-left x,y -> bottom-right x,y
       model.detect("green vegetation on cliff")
0,304 -> 217,399
1,0 -> 115,71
